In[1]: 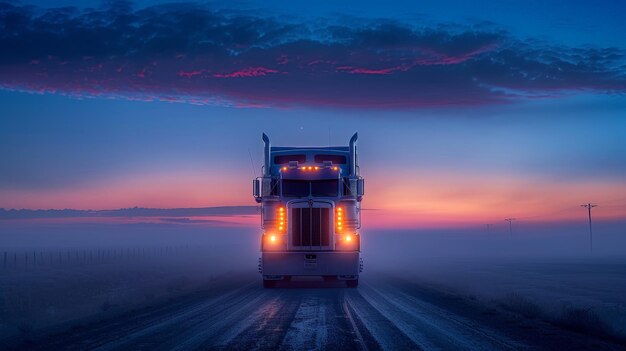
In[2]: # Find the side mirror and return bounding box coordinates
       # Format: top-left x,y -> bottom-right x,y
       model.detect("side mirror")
357,178 -> 365,198
253,179 -> 261,202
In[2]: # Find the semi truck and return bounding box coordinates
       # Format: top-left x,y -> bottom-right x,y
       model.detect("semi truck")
253,133 -> 365,288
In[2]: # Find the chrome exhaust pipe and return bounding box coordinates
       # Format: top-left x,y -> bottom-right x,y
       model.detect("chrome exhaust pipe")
262,133 -> 271,176
349,132 -> 358,175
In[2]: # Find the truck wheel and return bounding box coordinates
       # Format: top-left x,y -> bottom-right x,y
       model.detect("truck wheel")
346,279 -> 358,288
263,280 -> 276,288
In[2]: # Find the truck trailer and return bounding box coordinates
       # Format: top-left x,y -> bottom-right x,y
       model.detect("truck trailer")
253,133 -> 365,288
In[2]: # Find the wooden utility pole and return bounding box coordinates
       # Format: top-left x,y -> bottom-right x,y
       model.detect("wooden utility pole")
504,218 -> 516,238
581,204 -> 597,254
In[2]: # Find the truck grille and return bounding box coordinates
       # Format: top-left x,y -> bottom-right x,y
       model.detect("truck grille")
291,207 -> 331,247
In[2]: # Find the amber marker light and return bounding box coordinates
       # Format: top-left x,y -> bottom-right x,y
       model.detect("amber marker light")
282,166 -> 287,171
336,207 -> 343,232
278,207 -> 286,233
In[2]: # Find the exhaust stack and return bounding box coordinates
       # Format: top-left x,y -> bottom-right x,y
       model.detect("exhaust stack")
349,132 -> 358,175
262,133 -> 271,176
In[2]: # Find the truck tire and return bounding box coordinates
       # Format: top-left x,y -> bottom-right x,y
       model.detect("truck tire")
263,280 -> 276,288
346,279 -> 358,288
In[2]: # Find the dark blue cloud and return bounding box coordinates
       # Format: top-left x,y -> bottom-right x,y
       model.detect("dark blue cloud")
0,206 -> 258,218
0,1 -> 624,108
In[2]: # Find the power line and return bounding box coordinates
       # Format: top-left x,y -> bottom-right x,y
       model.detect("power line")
581,203 -> 598,254
504,218 -> 516,238
495,200 -> 622,223
247,148 -> 258,179
514,205 -> 581,220
596,198 -> 626,205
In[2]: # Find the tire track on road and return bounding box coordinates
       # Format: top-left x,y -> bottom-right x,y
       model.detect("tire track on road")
279,289 -> 371,351
93,283 -> 260,350
164,288 -> 274,351
220,288 -> 383,351
217,290 -> 302,351
345,288 -> 421,350
342,291 -> 381,351
359,282 -> 522,350
281,295 -> 328,350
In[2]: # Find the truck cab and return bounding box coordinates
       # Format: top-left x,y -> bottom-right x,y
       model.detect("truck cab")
253,133 -> 364,288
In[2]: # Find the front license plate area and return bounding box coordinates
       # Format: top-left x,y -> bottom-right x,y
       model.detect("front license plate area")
304,254 -> 317,269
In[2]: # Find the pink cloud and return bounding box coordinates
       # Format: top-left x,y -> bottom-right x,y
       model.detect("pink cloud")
336,65 -> 409,75
213,67 -> 281,78
177,70 -> 207,78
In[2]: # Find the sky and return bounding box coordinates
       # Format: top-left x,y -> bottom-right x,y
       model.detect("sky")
1,0 -> 625,229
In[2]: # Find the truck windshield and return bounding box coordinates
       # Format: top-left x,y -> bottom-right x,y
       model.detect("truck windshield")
282,179 -> 339,197
282,180 -> 309,197
311,180 -> 338,197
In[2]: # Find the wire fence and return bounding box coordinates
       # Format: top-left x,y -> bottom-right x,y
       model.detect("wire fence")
2,246 -> 190,270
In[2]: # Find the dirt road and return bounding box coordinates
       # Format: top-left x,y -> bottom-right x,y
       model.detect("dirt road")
13,275 -> 625,350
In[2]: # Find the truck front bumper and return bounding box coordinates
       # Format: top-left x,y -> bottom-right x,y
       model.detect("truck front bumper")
260,251 -> 360,279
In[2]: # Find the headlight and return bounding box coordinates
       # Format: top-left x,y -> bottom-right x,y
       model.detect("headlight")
262,233 -> 285,251
336,233 -> 360,251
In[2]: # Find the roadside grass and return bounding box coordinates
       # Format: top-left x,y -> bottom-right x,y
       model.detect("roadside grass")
497,293 -> 624,344
498,293 -> 543,319
555,305 -> 616,339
